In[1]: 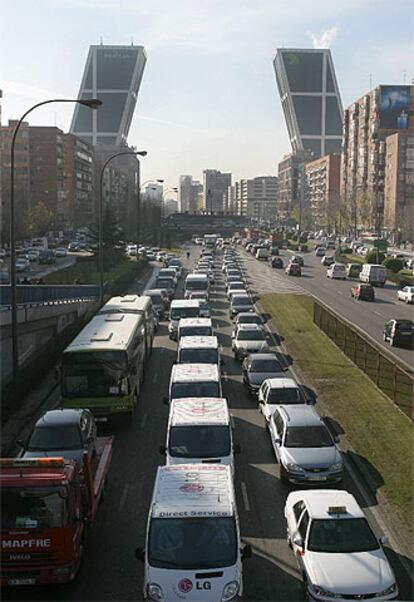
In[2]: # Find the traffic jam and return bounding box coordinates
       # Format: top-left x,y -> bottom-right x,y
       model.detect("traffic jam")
1,235 -> 400,602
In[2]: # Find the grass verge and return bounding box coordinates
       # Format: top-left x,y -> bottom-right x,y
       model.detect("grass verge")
260,293 -> 413,530
44,257 -> 145,290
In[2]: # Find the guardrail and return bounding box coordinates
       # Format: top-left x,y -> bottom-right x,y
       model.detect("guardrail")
313,299 -> 414,421
0,284 -> 99,306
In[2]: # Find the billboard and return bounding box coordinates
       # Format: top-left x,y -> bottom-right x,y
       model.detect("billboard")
379,85 -> 410,130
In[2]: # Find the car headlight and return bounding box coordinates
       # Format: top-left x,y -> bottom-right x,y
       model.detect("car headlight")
147,583 -> 165,602
221,580 -> 239,601
376,583 -> 398,597
285,462 -> 304,473
330,461 -> 343,472
312,584 -> 342,598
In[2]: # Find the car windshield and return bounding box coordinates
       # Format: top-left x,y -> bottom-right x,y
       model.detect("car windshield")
28,426 -> 82,451
396,320 -> 414,331
251,359 -> 282,372
186,280 -> 208,291
267,387 -> 302,403
169,426 -> 231,458
171,307 -> 200,320
148,294 -> 162,305
171,382 -> 220,399
1,486 -> 68,529
157,278 -> 174,288
308,518 -> 379,553
237,331 -> 265,341
284,426 -> 333,448
179,327 -> 212,338
179,349 -> 219,364
148,517 -> 237,569
238,316 -> 260,325
229,282 -> 244,289
233,297 -> 252,306
62,350 -> 128,398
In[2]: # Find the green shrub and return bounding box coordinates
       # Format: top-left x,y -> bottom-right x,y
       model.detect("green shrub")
382,257 -> 404,273
398,269 -> 414,286
366,250 -> 385,264
340,247 -> 352,254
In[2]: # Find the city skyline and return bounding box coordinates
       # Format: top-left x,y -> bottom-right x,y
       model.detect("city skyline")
1,0 -> 412,193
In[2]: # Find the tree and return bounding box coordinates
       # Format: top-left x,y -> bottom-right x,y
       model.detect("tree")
29,201 -> 53,237
89,206 -> 124,270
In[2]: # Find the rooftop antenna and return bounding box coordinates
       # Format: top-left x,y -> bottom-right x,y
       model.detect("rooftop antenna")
131,36 -> 134,46
100,36 -> 103,45
369,73 -> 372,89
403,70 -> 407,84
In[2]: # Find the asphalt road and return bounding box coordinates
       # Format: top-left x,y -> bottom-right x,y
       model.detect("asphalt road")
240,247 -> 414,370
4,247 -> 413,601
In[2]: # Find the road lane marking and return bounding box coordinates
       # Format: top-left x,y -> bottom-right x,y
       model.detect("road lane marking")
374,311 -> 383,316
118,483 -> 130,512
336,290 -> 344,295
141,412 -> 148,428
230,413 -> 235,428
241,482 -> 250,511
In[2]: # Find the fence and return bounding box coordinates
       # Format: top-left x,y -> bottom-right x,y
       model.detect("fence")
0,284 -> 100,306
313,300 -> 414,421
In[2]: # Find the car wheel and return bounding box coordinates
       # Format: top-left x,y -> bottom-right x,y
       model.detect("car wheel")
390,337 -> 395,347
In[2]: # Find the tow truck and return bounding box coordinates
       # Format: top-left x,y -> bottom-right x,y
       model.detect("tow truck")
0,435 -> 112,586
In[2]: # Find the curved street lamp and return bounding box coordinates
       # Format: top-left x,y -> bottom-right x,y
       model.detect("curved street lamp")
99,150 -> 147,304
9,97 -> 101,382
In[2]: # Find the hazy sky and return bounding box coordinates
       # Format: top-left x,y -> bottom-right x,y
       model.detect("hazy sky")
1,0 -> 412,194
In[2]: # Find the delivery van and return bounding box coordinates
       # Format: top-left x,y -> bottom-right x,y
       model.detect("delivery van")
136,464 -> 251,602
167,364 -> 222,403
359,264 -> 387,287
177,336 -> 220,366
177,318 -> 213,340
168,300 -> 201,340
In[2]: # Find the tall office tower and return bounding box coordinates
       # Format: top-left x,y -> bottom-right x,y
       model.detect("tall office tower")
178,175 -> 202,213
203,169 -> 232,213
273,48 -> 343,159
70,44 -> 146,147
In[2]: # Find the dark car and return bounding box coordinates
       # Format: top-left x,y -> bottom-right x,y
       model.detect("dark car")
286,262 -> 301,276
19,409 -> 97,467
271,257 -> 283,269
321,255 -> 335,267
242,353 -> 285,394
351,283 -> 375,301
291,255 -> 304,267
270,246 -> 279,256
383,319 -> 414,347
39,249 -> 56,264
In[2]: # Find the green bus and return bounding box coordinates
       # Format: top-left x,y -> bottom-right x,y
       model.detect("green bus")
62,312 -> 146,417
361,236 -> 388,253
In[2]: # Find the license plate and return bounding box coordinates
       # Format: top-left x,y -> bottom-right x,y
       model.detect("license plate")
8,578 -> 36,585
309,476 -> 327,481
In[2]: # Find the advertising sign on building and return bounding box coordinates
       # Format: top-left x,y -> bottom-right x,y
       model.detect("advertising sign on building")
379,85 -> 410,130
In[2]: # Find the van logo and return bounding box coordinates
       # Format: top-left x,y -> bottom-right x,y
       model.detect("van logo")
178,578 -> 193,593
180,483 -> 204,493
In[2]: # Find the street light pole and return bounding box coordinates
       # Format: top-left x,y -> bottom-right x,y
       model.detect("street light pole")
99,150 -> 147,305
9,97 -> 101,382
137,179 -> 164,246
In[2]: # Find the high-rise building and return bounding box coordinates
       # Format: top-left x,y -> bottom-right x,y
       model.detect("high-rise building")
232,177 -> 278,220
64,134 -> 95,230
384,132 -> 414,241
144,182 -> 163,203
274,48 -> 343,159
70,44 -> 146,147
305,154 -> 341,230
203,169 -> 232,213
178,175 -> 202,213
29,127 -> 67,231
341,84 -> 413,231
277,151 -> 311,222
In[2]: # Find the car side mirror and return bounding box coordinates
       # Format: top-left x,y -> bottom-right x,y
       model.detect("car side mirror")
241,544 -> 252,561
135,547 -> 145,562
163,396 -> 169,406
333,435 -> 340,443
380,535 -> 389,545
292,535 -> 303,548
233,443 -> 241,454
159,445 -> 166,455
273,437 -> 281,445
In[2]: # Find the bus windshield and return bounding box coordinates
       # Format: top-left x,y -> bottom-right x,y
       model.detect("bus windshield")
1,487 -> 68,529
148,517 -> 237,569
62,351 -> 128,398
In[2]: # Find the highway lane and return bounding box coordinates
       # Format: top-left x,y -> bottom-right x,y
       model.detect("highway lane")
4,246 -> 412,601
240,247 -> 414,370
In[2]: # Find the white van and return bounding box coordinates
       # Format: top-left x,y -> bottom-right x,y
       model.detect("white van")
177,318 -> 213,340
161,398 -> 239,470
359,263 -> 387,287
326,263 -> 347,280
167,363 -> 222,403
256,247 -> 269,261
136,464 -> 251,602
168,300 -> 201,340
177,336 -> 221,365
184,273 -> 209,299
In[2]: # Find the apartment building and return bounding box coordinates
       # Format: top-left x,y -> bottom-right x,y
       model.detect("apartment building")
305,154 -> 341,229
384,132 -> 414,240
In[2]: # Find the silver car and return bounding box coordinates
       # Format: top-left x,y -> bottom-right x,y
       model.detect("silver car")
242,353 -> 286,394
269,404 -> 343,484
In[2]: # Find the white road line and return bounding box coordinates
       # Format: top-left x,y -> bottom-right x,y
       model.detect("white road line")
241,482 -> 250,511
374,310 -> 383,316
230,413 -> 235,428
118,483 -> 129,512
336,290 -> 344,295
141,412 -> 148,429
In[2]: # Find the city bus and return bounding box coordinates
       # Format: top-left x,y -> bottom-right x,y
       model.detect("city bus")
61,312 -> 146,417
361,236 -> 388,253
98,294 -> 155,359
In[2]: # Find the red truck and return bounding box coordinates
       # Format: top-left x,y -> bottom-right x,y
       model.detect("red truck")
0,437 -> 112,586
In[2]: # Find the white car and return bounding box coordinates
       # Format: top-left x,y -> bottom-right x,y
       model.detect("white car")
232,323 -> 269,361
397,286 -> 414,304
258,378 -> 306,421
15,258 -> 30,272
285,490 -> 398,601
55,247 -> 67,258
